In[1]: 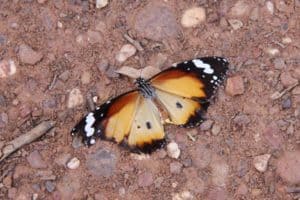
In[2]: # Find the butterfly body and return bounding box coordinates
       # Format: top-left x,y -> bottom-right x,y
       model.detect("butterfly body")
71,57 -> 229,153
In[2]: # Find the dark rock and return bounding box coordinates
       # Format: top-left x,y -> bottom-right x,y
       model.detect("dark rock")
27,150 -> 47,169
0,95 -> 6,107
200,120 -> 214,131
277,151 -> 300,184
86,148 -> 117,178
138,172 -> 153,187
134,3 -> 181,41
45,181 -> 56,193
0,33 -> 6,45
282,98 -> 292,109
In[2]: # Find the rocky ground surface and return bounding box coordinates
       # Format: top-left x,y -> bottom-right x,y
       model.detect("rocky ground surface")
0,0 -> 300,199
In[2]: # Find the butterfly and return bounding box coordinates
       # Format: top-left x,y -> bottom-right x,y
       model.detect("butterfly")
71,57 -> 229,153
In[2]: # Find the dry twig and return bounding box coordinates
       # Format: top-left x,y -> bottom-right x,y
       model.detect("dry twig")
270,82 -> 299,100
0,121 -> 55,163
123,33 -> 144,52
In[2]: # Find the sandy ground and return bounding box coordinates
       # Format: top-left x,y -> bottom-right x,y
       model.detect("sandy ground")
0,0 -> 300,199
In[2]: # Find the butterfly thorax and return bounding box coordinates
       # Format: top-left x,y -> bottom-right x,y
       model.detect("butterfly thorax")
135,77 -> 156,99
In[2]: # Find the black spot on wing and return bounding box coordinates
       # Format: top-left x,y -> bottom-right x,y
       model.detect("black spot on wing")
124,139 -> 166,154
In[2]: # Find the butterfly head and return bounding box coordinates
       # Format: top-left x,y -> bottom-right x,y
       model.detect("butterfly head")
135,77 -> 156,99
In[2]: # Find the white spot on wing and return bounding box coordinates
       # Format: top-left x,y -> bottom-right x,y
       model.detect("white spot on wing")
85,112 -> 95,137
192,59 -> 214,74
90,138 -> 96,144
213,75 -> 218,80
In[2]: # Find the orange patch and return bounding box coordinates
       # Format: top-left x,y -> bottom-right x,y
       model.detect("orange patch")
151,70 -> 206,98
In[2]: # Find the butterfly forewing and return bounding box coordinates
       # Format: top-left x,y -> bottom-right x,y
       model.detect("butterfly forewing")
150,56 -> 228,127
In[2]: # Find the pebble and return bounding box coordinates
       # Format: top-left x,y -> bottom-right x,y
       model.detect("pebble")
280,72 -> 298,87
233,114 -> 250,126
0,112 -> 8,128
81,71 -> 91,84
138,172 -> 153,187
115,44 -> 137,63
276,150 -> 300,184
172,191 -> 194,200
263,123 -> 283,149
200,120 -> 213,131
37,0 -> 47,4
27,150 -> 47,169
87,30 -> 102,44
86,148 -> 117,178
266,1 -> 274,14
282,37 -> 292,44
18,44 -> 43,65
266,48 -> 280,56
134,4 -> 181,41
211,124 -> 221,136
282,98 -> 292,109
45,181 -> 55,192
228,19 -> 243,30
116,66 -> 140,79
181,7 -> 206,28
72,136 -> 83,149
225,75 -> 245,96
167,142 -> 181,159
67,88 -> 84,108
170,161 -> 183,174
211,157 -> 229,187
273,58 -> 286,69
67,157 -> 80,169
253,154 -> 271,172
96,0 -> 108,9
229,0 -> 250,17
0,59 -> 17,78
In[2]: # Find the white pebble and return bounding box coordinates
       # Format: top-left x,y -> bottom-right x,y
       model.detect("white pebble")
266,1 -> 274,15
167,142 -> 181,159
67,88 -> 84,108
0,59 -> 17,78
282,37 -> 292,44
228,19 -> 243,30
266,48 -> 280,56
253,154 -> 271,172
181,7 -> 206,28
96,0 -> 108,9
67,157 -> 80,169
115,44 -> 137,63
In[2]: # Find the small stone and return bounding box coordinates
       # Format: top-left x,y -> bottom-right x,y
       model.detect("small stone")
167,142 -> 181,159
172,191 -> 194,200
86,148 -> 117,178
253,154 -> 271,172
75,34 -> 87,46
170,161 -> 183,174
45,181 -> 55,193
263,123 -> 283,149
277,150 -> 300,184
228,19 -> 243,30
134,4 -> 181,41
67,157 -> 80,169
273,58 -> 286,69
233,114 -> 250,126
57,21 -> 63,28
18,44 -> 43,65
27,150 -> 47,169
181,7 -> 206,28
87,30 -> 102,44
280,72 -> 298,87
266,48 -> 280,56
0,59 -> 17,78
72,136 -> 83,149
0,34 -> 6,45
32,193 -> 38,200
116,44 -> 136,63
0,112 -> 8,128
282,37 -> 292,44
67,88 -> 84,108
138,172 -> 153,187
37,0 -> 47,3
282,98 -> 292,109
58,70 -> 70,82
200,120 -> 213,131
118,187 -> 125,196
96,0 -> 108,9
229,0 -> 250,17
211,157 -> 229,187
266,1 -> 274,14
116,66 -> 140,79
211,124 -> 221,136
225,75 -> 245,96
251,188 -> 262,196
